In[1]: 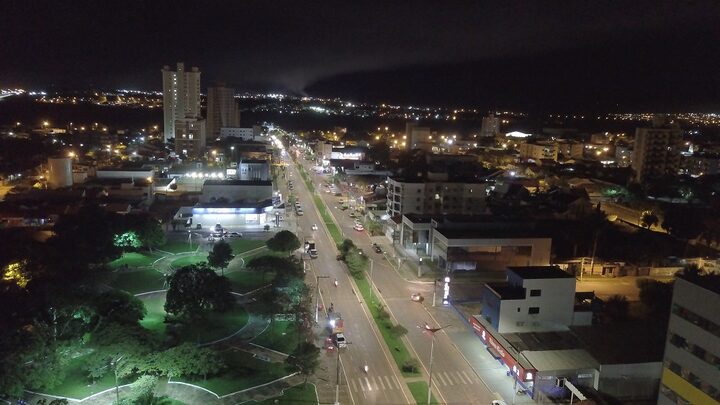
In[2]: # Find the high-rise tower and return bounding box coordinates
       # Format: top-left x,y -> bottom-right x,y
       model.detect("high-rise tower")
207,85 -> 240,140
162,62 -> 202,142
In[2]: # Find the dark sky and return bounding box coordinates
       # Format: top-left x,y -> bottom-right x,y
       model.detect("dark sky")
2,1 -> 719,111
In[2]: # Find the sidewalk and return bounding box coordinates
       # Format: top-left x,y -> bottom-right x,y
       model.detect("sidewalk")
426,304 -> 535,404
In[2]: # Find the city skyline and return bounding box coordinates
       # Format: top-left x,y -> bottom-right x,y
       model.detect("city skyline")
2,1 -> 719,111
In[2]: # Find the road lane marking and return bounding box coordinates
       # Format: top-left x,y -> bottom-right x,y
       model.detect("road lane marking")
377,375 -> 386,390
350,378 -> 358,392
456,371 -> 468,384
443,371 -> 455,385
365,376 -> 373,391
384,376 -> 394,390
435,372 -> 448,386
462,371 -> 474,384
393,375 -> 402,389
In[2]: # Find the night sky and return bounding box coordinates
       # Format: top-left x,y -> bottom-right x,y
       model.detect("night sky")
2,1 -> 719,111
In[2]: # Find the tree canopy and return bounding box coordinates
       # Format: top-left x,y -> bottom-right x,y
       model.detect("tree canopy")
266,230 -> 301,255
286,342 -> 320,384
164,264 -> 234,319
207,240 -> 234,276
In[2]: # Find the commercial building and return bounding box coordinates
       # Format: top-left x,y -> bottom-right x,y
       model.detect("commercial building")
96,167 -> 155,180
481,266 -> 581,333
386,177 -> 489,218
632,116 -> 683,184
206,86 -> 240,139
161,62 -> 202,142
658,274 -> 720,405
236,159 -> 270,181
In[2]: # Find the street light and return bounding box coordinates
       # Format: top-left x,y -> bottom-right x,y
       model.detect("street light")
111,355 -> 125,404
417,323 -> 450,405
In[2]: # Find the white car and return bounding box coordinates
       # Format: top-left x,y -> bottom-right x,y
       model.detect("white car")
311,224 -> 318,231
492,401 -> 507,405
334,333 -> 347,348
353,223 -> 364,231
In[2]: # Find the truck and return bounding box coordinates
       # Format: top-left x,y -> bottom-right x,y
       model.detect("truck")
305,238 -> 318,258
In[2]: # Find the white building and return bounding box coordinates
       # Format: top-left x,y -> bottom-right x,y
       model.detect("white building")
207,86 -> 240,139
199,179 -> 272,204
220,127 -> 264,141
96,167 -> 154,180
162,62 -> 202,142
237,159 -> 270,181
658,275 -> 720,405
481,266 -> 579,334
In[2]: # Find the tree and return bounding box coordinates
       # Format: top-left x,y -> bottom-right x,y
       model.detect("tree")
344,249 -> 368,279
150,343 -> 225,380
640,211 -> 659,229
603,295 -> 629,322
250,285 -> 285,325
207,240 -> 234,276
246,255 -> 301,283
637,278 -> 674,319
94,289 -> 146,325
266,230 -> 301,256
114,231 -> 143,251
264,224 -> 271,232
116,375 -> 159,405
285,342 -> 320,384
165,264 -> 235,319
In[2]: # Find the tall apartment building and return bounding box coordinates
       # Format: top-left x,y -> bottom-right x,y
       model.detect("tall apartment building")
386,176 -> 488,217
480,113 -> 501,137
658,275 -> 720,404
174,119 -> 206,158
161,63 -> 202,142
206,85 -> 240,140
519,141 -> 558,162
632,116 -> 683,184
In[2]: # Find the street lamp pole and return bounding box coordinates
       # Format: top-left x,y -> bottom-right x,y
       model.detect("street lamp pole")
315,275 -> 329,323
417,323 -> 449,405
369,258 -> 375,303
112,355 -> 124,404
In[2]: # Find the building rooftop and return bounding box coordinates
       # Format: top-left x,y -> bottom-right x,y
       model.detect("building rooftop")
434,227 -> 550,240
508,266 -> 572,279
522,349 -> 599,372
677,272 -> 720,296
486,283 -> 526,300
571,320 -> 666,364
203,180 -> 272,186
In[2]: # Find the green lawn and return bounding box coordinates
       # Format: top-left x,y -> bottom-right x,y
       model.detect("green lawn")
225,270 -> 270,293
407,381 -> 439,405
171,254 -> 207,269
177,349 -> 291,396
39,355 -> 118,399
252,383 -> 318,404
109,252 -> 158,269
111,268 -> 167,294
158,240 -> 196,254
250,320 -> 300,354
313,195 -> 343,245
139,294 -> 249,344
227,238 -> 267,255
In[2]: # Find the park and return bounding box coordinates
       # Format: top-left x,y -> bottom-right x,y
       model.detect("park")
0,207 -> 320,405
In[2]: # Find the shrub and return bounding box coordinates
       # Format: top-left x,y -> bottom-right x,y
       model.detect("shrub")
401,358 -> 420,374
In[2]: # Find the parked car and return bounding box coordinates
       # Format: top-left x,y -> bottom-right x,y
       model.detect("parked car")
353,223 -> 364,231
372,243 -> 382,254
311,224 -> 318,231
230,232 -> 243,238
411,293 -> 424,302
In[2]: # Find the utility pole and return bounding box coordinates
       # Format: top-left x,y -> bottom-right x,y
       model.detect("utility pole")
315,275 -> 329,322
334,340 -> 352,405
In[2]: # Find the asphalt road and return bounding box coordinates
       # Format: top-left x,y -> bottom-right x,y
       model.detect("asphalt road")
285,156 -> 414,405
295,154 -> 497,404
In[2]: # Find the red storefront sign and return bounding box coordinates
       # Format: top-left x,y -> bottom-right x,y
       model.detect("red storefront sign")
469,316 -> 535,382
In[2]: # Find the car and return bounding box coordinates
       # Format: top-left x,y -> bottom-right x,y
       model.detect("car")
311,224 -> 318,231
230,232 -> 243,238
308,249 -> 318,258
491,401 -> 508,405
353,224 -> 364,231
297,210 -> 304,216
333,333 -> 347,348
349,212 -> 356,218
372,244 -> 382,254
411,293 -> 424,302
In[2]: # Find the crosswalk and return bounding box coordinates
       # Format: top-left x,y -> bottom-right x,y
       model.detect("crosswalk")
348,370 -> 481,393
